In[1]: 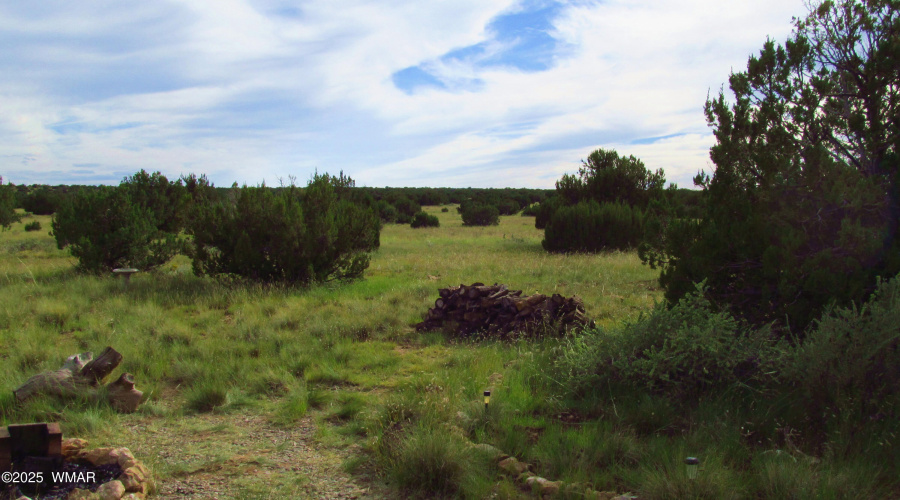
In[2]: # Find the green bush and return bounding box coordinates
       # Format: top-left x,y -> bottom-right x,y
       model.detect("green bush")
23,221 -> 41,232
190,172 -> 380,284
785,274 -> 900,435
640,0 -> 900,332
51,186 -> 180,272
441,207 -> 449,213
559,283 -> 784,402
376,200 -> 400,223
520,202 -> 539,217
410,211 -> 439,228
459,201 -> 499,226
0,176 -> 20,230
534,196 -> 562,229
22,188 -> 61,215
542,201 -> 644,252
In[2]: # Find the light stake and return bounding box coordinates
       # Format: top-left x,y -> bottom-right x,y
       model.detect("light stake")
483,390 -> 491,410
685,457 -> 700,480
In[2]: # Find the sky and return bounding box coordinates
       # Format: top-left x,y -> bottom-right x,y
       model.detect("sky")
0,0 -> 809,189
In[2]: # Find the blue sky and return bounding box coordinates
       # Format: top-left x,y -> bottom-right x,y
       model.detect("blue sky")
0,0 -> 807,189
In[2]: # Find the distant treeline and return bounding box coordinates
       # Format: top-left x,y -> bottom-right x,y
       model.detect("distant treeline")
8,182 -> 702,222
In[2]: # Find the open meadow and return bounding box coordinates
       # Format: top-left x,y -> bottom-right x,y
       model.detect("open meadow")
3,206 -> 897,499
1,207 -> 661,499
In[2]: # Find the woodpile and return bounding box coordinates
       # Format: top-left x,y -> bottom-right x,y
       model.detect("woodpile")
415,283 -> 593,337
13,347 -> 144,413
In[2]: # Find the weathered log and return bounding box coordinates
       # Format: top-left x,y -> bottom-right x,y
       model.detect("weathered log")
107,373 -> 143,413
80,346 -> 123,386
13,347 -> 143,413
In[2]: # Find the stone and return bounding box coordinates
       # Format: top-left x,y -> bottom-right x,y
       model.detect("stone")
62,438 -> 89,460
118,466 -> 147,493
80,447 -> 118,466
498,456 -> 528,475
96,479 -> 126,500
67,489 -> 97,500
112,448 -> 136,469
517,471 -> 535,482
525,476 -> 561,496
120,493 -> 146,500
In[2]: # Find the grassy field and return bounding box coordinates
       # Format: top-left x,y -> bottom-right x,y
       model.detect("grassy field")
0,207 -> 660,498
4,208 -> 892,499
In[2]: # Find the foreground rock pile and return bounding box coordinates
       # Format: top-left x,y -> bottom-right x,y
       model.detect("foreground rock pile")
416,283 -> 593,337
9,439 -> 153,500
469,443 -> 635,499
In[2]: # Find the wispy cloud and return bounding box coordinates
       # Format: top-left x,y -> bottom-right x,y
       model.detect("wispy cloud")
0,0 -> 807,187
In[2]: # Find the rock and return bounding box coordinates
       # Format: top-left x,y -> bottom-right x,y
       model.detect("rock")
67,489 -> 97,500
62,438 -> 89,460
525,476 -> 561,496
80,447 -> 118,466
498,456 -> 528,475
96,479 -> 126,500
118,466 -> 147,493
517,471 -> 535,482
120,493 -> 146,500
112,448 -> 137,469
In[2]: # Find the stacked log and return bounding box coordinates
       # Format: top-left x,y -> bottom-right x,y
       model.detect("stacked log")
415,283 -> 593,337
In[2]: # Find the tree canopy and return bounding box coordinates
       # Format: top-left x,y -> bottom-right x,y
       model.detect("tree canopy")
642,0 -> 899,332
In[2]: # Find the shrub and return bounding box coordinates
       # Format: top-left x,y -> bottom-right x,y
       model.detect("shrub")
22,188 -> 61,215
24,221 -> 41,232
558,283 -> 784,402
520,202 -> 539,217
459,202 -> 499,226
51,186 -> 180,272
376,200 -> 400,223
441,207 -> 449,213
190,172 -> 380,284
534,196 -> 562,229
410,211 -> 439,228
542,201 -> 644,252
785,274 -> 900,434
0,176 -> 20,230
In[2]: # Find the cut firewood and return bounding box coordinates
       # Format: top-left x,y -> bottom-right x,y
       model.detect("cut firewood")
13,347 -> 144,413
415,283 -> 593,337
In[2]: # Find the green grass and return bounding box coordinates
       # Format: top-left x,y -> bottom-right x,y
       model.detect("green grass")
2,209 -> 894,498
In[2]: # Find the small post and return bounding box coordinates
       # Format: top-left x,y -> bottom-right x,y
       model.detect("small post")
685,456 -> 700,480
113,268 -> 139,289
483,390 -> 491,410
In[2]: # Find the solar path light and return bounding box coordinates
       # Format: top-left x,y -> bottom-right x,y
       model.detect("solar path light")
113,268 -> 139,289
685,457 -> 700,479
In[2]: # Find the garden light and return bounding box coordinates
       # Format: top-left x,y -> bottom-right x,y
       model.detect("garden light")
685,457 -> 700,479
484,390 -> 491,409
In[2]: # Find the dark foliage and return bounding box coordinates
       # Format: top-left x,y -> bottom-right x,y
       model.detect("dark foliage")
542,201 -> 644,252
23,221 -> 41,232
556,148 -> 665,209
189,172 -> 380,284
640,0 -> 900,332
459,201 -> 499,226
22,188 -> 61,215
51,186 -> 180,272
410,211 -> 440,228
0,176 -> 20,230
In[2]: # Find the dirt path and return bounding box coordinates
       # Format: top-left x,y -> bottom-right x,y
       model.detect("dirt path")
111,411 -> 395,499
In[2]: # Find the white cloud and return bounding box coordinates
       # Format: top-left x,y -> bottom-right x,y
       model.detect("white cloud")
0,0 -> 808,187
